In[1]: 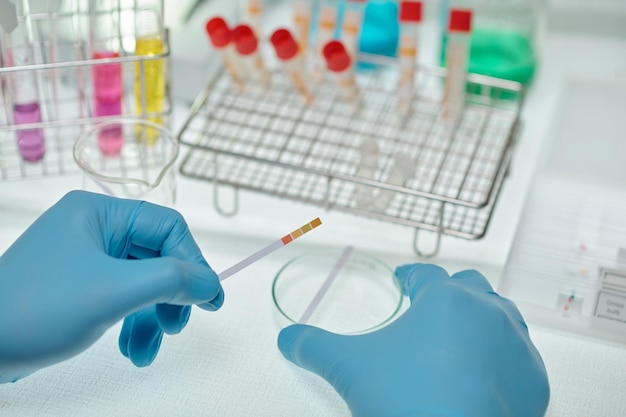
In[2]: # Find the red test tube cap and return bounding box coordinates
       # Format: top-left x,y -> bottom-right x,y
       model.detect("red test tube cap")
448,9 -> 472,33
205,17 -> 231,48
270,29 -> 299,61
232,24 -> 258,55
399,1 -> 422,23
323,40 -> 351,73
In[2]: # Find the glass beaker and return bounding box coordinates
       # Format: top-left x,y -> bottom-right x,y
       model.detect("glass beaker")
73,118 -> 179,206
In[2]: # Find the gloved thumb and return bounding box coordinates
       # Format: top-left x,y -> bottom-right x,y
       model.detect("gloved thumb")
102,256 -> 222,322
394,263 -> 450,302
277,324 -> 350,377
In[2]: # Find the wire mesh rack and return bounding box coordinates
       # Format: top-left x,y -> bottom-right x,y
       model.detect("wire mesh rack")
0,0 -> 172,181
177,54 -> 524,256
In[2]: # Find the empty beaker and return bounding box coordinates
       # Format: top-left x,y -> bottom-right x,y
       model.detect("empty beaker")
73,118 -> 179,206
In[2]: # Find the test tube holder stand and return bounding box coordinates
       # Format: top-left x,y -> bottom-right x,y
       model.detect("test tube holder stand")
0,0 -> 172,181
177,54 -> 524,257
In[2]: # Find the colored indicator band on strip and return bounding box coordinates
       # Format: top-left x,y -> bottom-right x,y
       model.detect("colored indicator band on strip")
281,217 -> 322,245
219,217 -> 323,281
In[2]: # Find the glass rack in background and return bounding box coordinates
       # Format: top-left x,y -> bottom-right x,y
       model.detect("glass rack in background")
0,0 -> 172,181
177,52 -> 524,256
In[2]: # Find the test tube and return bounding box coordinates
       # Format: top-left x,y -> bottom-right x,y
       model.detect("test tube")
293,0 -> 312,54
313,0 -> 338,75
354,139 -> 379,209
322,40 -> 358,99
232,24 -> 270,87
205,17 -> 243,90
90,0 -> 123,156
245,0 -> 263,37
270,28 -> 311,104
340,0 -> 366,65
134,1 -> 166,143
443,9 -> 472,122
397,1 -> 422,111
2,16 -> 45,162
0,48 -> 4,92
373,152 -> 415,213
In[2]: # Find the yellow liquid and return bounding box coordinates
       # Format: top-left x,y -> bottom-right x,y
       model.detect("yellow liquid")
134,36 -> 165,144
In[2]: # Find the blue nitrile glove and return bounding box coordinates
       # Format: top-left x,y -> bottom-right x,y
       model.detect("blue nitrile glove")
0,191 -> 223,383
278,264 -> 550,417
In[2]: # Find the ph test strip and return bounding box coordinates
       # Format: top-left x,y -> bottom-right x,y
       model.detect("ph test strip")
298,245 -> 354,324
218,217 -> 322,281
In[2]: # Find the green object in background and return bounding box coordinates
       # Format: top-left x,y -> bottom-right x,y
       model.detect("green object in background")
441,28 -> 536,99
441,29 -> 537,85
467,29 -> 536,84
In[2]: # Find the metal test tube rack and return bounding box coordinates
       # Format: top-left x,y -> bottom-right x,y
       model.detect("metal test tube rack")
178,52 -> 523,257
0,0 -> 172,181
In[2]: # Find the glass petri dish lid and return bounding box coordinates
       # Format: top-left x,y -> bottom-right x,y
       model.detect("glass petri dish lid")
272,248 -> 404,335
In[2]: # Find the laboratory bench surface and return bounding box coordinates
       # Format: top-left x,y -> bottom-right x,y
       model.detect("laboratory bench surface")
2,30 -> 626,417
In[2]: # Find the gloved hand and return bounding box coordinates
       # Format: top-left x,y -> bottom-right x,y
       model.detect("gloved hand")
278,264 -> 550,417
0,191 -> 223,383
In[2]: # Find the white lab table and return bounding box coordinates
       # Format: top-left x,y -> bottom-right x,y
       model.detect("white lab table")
1,29 -> 626,417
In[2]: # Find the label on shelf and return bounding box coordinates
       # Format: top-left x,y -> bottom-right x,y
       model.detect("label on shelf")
595,291 -> 626,324
602,268 -> 626,292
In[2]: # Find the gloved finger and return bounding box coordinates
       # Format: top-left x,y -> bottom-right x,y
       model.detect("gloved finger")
278,324 -> 351,385
448,269 -> 527,327
394,264 -> 450,302
494,294 -> 528,329
121,201 -> 210,267
100,196 -> 225,310
197,288 -> 225,312
449,269 -> 495,293
156,304 -> 191,335
101,256 -> 222,324
118,306 -> 164,367
119,316 -> 131,359
127,245 -> 159,260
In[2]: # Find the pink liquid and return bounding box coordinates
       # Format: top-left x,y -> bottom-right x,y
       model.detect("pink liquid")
93,51 -> 122,102
13,102 -> 45,162
94,100 -> 123,156
92,51 -> 123,156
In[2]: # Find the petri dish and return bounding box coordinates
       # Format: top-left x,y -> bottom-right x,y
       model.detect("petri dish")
272,248 -> 404,335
